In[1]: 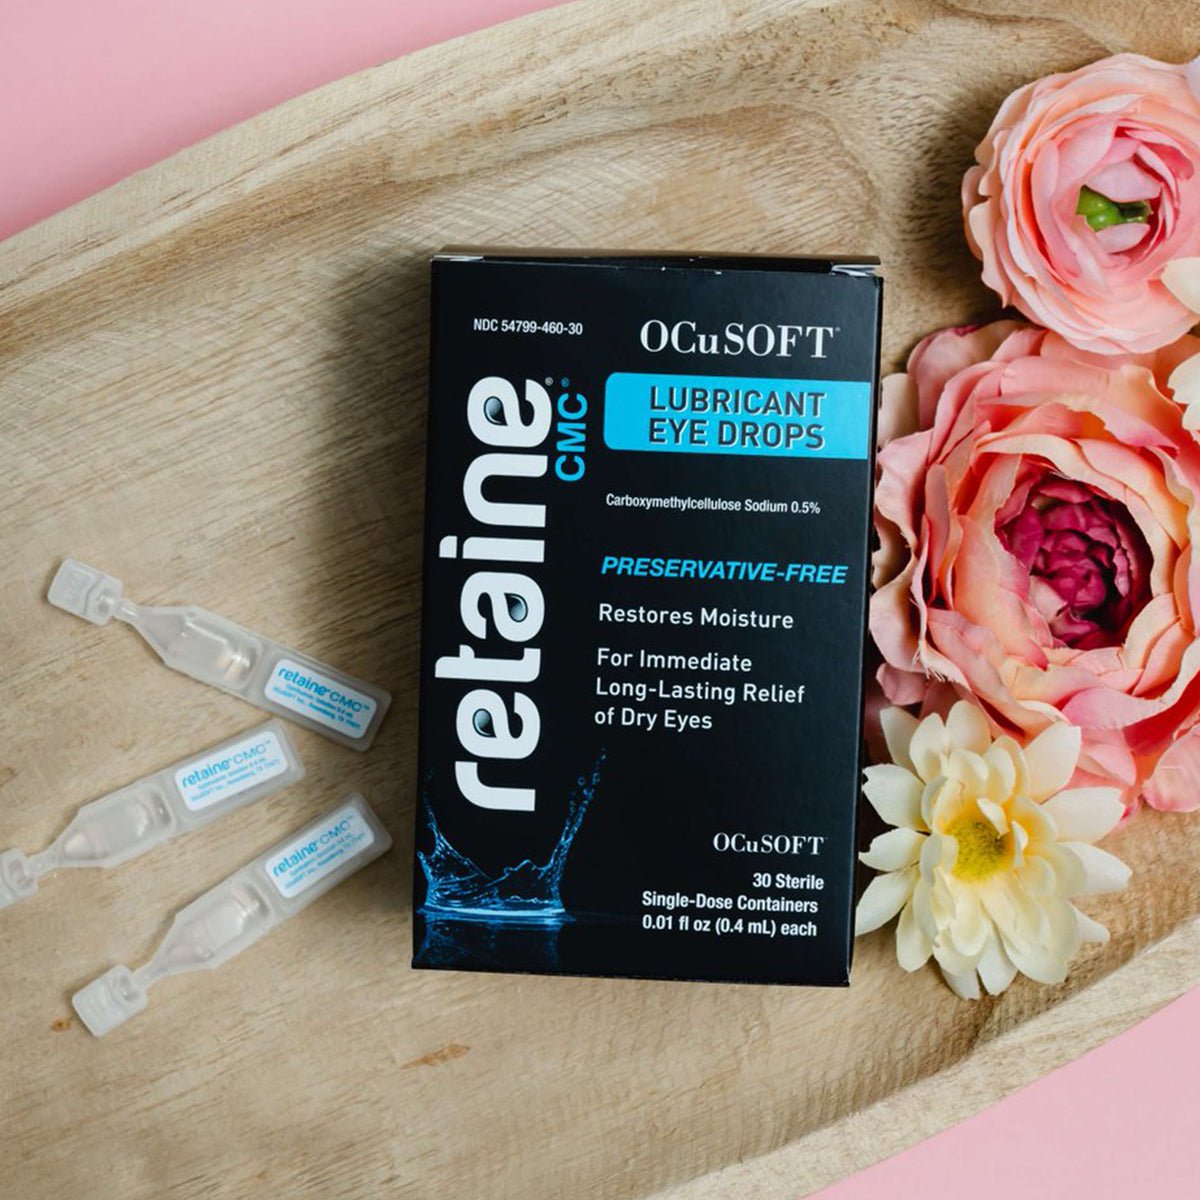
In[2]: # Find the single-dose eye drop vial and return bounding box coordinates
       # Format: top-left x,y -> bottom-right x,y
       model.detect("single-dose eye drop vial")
72,793 -> 391,1036
0,720 -> 303,910
47,560 -> 391,749
413,250 -> 882,986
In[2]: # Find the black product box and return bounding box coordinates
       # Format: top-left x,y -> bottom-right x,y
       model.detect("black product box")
413,250 -> 882,986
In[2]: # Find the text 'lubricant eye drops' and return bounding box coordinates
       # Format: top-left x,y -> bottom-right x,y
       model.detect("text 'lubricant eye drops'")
72,793 -> 392,1036
413,251 -> 882,986
0,720 -> 303,911
48,560 -> 391,750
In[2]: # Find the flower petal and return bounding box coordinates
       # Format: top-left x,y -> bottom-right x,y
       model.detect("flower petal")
945,701 -> 992,755
908,712 -> 949,782
1023,723 -> 1082,801
1074,905 -> 1111,944
1002,910 -> 1072,985
862,764 -> 925,829
1006,943 -> 1069,986
1168,348 -> 1200,399
1142,727 -> 1200,812
878,663 -> 930,707
911,877 -> 939,942
921,827 -> 956,877
855,867 -> 918,935
877,372 -> 920,449
1094,221 -> 1152,252
977,795 -> 1009,834
1063,842 -> 1132,894
1088,159 -> 1160,202
940,966 -> 981,1000
1162,256 -> 1200,313
1017,854 -> 1057,897
860,827 -> 926,872
945,748 -> 991,795
1040,787 -> 1125,843
880,706 -> 920,774
1039,843 -> 1088,894
983,740 -> 1018,803
896,900 -> 933,970
977,936 -> 1019,995
921,776 -> 953,830
947,885 -> 990,958
1011,820 -> 1029,869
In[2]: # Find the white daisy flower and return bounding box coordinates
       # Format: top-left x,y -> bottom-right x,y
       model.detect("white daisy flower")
856,701 -> 1131,999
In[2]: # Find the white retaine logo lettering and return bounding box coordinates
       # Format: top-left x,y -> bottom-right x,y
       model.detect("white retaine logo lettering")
638,319 -> 836,359
433,375 -> 552,813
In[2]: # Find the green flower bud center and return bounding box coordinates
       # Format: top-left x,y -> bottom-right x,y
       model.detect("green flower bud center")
947,815 -> 1009,882
1077,185 -> 1153,232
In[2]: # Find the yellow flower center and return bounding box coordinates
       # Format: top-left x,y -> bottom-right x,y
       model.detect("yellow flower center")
947,815 -> 1009,882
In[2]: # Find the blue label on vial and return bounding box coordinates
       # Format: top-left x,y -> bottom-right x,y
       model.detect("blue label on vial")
264,658 -> 377,739
175,730 -> 290,812
266,804 -> 375,899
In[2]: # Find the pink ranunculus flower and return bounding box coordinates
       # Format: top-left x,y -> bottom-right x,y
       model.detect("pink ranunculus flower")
964,53 -> 1200,355
871,320 -> 1200,813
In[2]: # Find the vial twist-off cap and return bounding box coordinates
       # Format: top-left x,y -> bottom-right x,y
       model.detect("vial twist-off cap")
47,559 -> 124,626
72,966 -> 148,1037
0,849 -> 38,910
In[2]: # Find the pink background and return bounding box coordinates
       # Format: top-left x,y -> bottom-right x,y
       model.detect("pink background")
4,1 -> 1198,1195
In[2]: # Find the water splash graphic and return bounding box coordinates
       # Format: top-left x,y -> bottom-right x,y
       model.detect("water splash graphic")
416,913 -> 564,972
418,755 -> 603,925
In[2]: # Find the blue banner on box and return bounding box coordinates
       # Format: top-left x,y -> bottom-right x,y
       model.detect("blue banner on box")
603,372 -> 871,459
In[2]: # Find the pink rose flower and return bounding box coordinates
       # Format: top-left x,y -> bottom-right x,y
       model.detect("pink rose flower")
871,320 -> 1200,812
997,477 -> 1152,649
964,53 -> 1200,355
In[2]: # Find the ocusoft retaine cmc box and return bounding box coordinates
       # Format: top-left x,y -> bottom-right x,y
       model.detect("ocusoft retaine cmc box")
413,250 -> 882,986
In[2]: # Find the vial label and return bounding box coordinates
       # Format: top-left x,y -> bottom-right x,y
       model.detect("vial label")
175,730 -> 291,812
264,658 -> 377,739
266,803 -> 377,899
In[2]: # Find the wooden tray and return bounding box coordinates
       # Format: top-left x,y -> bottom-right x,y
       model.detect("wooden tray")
2,2 -> 1197,1196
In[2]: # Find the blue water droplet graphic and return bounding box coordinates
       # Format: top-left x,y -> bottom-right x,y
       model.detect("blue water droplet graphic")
417,754 -> 604,927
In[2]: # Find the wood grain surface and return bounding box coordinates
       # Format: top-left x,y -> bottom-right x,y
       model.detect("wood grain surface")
1,1 -> 1198,1197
